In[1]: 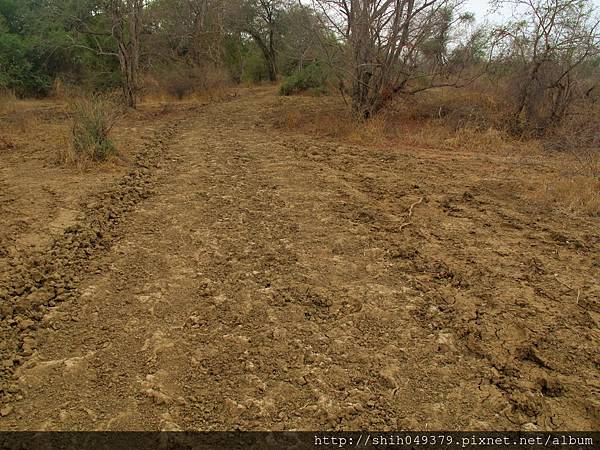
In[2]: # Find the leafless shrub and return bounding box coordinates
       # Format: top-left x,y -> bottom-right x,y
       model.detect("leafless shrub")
493,0 -> 600,135
161,72 -> 197,100
546,98 -> 600,177
155,66 -> 231,100
310,0 -> 492,118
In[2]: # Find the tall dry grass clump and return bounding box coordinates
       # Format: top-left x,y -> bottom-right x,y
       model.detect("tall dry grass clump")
64,95 -> 120,164
0,89 -> 17,115
274,88 -> 520,153
537,96 -> 600,216
537,176 -> 600,217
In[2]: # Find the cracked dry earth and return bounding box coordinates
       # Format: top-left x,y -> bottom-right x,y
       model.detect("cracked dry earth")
0,89 -> 599,431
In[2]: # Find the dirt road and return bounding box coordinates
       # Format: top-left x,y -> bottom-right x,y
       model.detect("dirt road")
0,89 -> 598,431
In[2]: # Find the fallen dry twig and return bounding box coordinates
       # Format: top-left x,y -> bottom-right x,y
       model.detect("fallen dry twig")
399,197 -> 424,231
553,274 -> 584,307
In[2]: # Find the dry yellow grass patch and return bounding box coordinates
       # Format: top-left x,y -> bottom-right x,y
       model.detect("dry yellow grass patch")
275,96 -> 521,155
537,176 -> 600,217
442,127 -> 516,153
0,90 -> 17,115
142,85 -> 234,105
274,92 -> 599,217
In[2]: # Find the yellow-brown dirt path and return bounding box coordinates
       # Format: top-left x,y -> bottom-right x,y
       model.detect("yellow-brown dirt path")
1,89 -> 598,431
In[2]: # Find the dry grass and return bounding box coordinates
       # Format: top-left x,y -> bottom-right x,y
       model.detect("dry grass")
442,126 -> 516,153
142,67 -> 233,104
141,85 -> 235,107
0,90 -> 17,115
0,99 -> 73,167
1,93 -> 43,154
274,92 -> 519,155
55,132 -> 78,166
9,112 -> 41,135
274,89 -> 599,217
1,95 -> 167,173
48,79 -> 89,101
67,95 -> 121,165
536,175 -> 600,217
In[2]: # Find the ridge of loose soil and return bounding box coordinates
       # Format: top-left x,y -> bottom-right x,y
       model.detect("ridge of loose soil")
0,117 -> 183,407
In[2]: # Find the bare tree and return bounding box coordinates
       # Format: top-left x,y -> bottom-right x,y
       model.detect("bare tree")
70,0 -> 145,108
311,0 -> 472,118
494,0 -> 600,133
147,0 -> 225,67
228,0 -> 288,82
280,4 -> 329,70
108,0 -> 144,108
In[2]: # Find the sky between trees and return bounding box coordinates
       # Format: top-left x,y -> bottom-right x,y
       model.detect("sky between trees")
464,0 -> 600,23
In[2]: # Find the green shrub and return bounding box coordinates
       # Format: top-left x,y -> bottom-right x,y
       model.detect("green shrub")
242,52 -> 270,83
0,33 -> 51,97
280,62 -> 329,96
71,95 -> 118,162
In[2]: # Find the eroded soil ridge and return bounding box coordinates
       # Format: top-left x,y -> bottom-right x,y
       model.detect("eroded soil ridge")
0,120 -> 180,405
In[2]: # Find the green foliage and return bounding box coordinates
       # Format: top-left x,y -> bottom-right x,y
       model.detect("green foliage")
242,51 -> 270,83
0,0 -> 122,97
222,35 -> 278,84
0,0 -> 337,97
280,62 -> 329,96
222,34 -> 250,83
71,95 -> 118,162
0,0 -> 23,33
0,33 -> 51,96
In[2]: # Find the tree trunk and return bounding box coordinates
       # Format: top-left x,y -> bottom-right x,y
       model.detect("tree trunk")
248,30 -> 277,82
118,47 -> 137,109
112,0 -> 143,109
267,26 -> 277,82
351,69 -> 374,119
266,53 -> 277,82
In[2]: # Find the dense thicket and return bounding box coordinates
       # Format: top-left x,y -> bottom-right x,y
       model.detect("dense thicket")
1,0 -> 599,137
0,0 -> 329,102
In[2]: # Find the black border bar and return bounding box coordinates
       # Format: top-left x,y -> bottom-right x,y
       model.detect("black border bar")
0,432 -> 598,450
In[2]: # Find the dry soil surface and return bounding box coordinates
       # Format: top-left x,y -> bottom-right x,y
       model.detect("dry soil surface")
0,89 -> 599,431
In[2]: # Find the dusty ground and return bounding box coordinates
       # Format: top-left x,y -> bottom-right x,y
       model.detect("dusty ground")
0,88 -> 598,431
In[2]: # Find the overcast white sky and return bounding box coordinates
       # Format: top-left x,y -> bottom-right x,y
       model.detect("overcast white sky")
463,0 -> 600,24
462,0 -> 506,23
